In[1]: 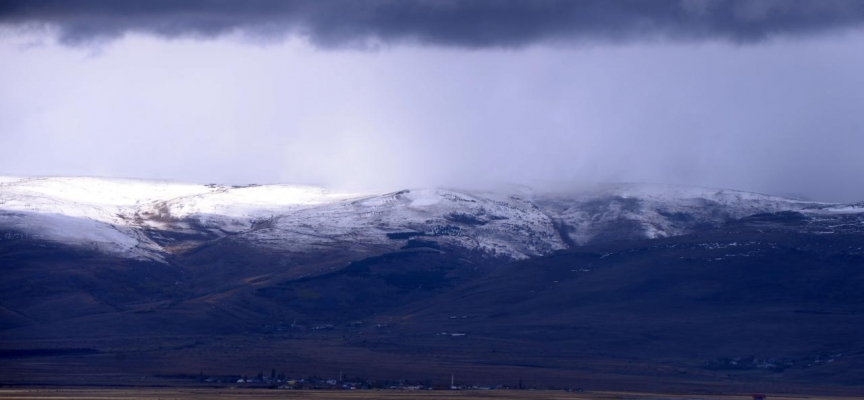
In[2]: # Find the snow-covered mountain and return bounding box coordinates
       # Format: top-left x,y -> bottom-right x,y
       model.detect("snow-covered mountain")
1,176 -> 859,262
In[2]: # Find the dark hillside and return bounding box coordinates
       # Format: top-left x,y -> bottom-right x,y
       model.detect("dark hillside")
1,211 -> 863,392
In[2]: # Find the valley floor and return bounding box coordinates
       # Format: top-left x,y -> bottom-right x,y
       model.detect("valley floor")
0,388 -> 858,400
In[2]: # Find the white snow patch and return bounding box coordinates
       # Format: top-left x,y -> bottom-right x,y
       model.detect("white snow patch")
0,176 -> 24,185
810,205 -> 864,214
2,178 -> 857,262
408,191 -> 442,208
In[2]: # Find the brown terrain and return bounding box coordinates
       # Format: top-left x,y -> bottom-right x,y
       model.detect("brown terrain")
0,388 -> 860,400
1,212 -> 863,396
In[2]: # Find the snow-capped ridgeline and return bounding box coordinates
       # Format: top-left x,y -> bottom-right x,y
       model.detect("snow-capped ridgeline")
0,177 -> 217,260
0,177 -> 858,261
136,184 -> 368,234
536,183 -> 825,245
0,177 -> 370,260
240,188 -> 567,259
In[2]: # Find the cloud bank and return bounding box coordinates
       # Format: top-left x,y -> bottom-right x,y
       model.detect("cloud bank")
3,0 -> 864,47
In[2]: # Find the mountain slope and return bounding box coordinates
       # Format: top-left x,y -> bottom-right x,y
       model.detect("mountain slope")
1,202 -> 863,391
2,176 -> 850,265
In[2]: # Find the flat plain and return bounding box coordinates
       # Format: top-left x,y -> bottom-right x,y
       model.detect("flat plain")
0,389 -> 858,400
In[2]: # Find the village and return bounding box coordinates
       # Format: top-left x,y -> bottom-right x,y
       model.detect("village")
135,373 -> 776,399
174,370 -> 574,392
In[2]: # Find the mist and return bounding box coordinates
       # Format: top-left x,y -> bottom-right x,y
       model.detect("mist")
2,5 -> 864,202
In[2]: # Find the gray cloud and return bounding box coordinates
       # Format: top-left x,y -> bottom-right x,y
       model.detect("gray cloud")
3,0 -> 864,47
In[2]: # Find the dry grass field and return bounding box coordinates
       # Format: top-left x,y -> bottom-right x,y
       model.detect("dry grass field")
3,216 -> 863,399
0,389 -> 858,400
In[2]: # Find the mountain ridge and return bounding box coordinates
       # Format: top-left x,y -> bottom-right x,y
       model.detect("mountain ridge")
3,176 -> 855,263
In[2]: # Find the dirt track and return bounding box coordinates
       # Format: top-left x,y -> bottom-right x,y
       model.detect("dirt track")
0,388 -> 856,400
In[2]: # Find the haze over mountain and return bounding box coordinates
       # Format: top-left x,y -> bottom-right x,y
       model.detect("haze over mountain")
4,2 -> 864,202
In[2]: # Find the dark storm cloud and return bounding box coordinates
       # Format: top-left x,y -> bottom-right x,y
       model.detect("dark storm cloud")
2,0 -> 864,47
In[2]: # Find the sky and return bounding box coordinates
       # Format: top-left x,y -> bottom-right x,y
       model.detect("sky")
2,1 -> 864,202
